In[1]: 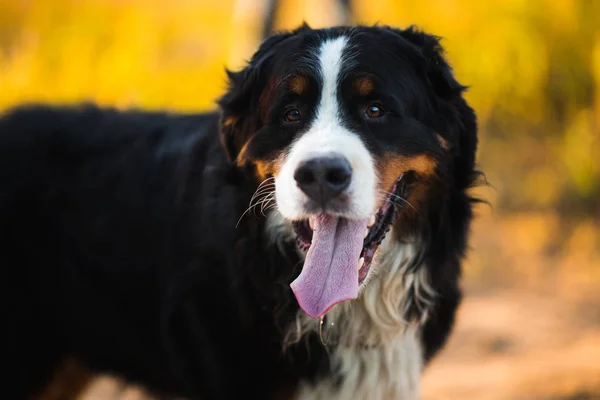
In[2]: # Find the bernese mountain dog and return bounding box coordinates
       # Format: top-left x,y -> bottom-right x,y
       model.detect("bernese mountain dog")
2,24 -> 479,400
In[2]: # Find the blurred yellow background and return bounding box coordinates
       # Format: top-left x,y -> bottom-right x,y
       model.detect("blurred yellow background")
1,0 -> 598,399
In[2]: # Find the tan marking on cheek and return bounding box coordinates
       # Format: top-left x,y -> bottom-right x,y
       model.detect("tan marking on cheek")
236,137 -> 284,180
406,183 -> 431,207
254,156 -> 284,181
436,134 -> 451,152
409,154 -> 438,176
393,183 -> 431,236
377,154 -> 438,193
355,76 -> 374,96
290,76 -> 308,95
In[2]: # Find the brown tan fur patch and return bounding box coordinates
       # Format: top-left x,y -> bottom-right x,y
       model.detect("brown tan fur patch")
235,140 -> 252,167
376,153 -> 438,215
378,153 -> 438,193
235,137 -> 284,181
391,177 -> 436,241
31,358 -> 91,400
289,75 -> 308,95
254,157 -> 284,181
259,77 -> 281,120
222,116 -> 237,127
355,76 -> 374,96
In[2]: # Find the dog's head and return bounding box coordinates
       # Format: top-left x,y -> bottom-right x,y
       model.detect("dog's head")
219,25 -> 477,319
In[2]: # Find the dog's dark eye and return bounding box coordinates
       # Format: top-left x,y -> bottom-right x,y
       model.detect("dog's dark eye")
284,109 -> 302,122
365,105 -> 384,118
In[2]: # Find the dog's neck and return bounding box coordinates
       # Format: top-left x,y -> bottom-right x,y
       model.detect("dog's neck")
264,211 -> 435,349
265,211 -> 431,399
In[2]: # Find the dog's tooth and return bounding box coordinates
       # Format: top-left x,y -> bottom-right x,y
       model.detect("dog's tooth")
364,228 -> 369,238
357,257 -> 365,270
309,218 -> 314,230
369,215 -> 376,227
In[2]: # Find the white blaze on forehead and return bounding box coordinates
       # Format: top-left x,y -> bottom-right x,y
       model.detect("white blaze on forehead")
275,35 -> 377,220
316,36 -> 347,124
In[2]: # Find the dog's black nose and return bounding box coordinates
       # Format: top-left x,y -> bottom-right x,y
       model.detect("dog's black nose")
294,155 -> 352,205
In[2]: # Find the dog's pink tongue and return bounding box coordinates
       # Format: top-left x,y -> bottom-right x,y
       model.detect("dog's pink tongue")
290,214 -> 369,318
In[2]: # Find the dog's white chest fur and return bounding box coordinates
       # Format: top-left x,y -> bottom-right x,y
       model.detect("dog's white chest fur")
295,328 -> 422,400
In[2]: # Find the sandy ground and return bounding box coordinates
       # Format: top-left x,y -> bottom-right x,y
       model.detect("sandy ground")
75,287 -> 600,400
421,289 -> 600,400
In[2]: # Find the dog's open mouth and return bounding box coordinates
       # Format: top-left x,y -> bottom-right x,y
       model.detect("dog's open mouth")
290,175 -> 406,318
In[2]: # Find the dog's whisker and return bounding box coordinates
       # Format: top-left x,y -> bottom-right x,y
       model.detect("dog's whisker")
253,184 -> 276,193
259,193 -> 277,216
250,188 -> 275,203
235,204 -> 258,228
250,194 -> 274,217
252,189 -> 275,204
250,184 -> 276,199
249,183 -> 276,203
236,187 -> 276,227
257,176 -> 275,184
256,180 -> 275,190
255,177 -> 275,190
251,178 -> 276,197
381,191 -> 417,213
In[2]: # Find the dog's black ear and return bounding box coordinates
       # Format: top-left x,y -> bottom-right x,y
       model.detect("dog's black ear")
295,21 -> 312,33
394,26 -> 466,100
218,31 -> 298,163
389,26 -> 478,189
217,67 -> 258,164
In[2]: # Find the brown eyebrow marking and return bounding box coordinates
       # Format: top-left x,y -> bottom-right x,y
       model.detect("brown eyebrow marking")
290,75 -> 308,95
355,76 -> 374,96
259,76 -> 281,120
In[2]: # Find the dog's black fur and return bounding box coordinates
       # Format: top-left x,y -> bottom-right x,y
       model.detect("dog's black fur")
2,25 -> 478,400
